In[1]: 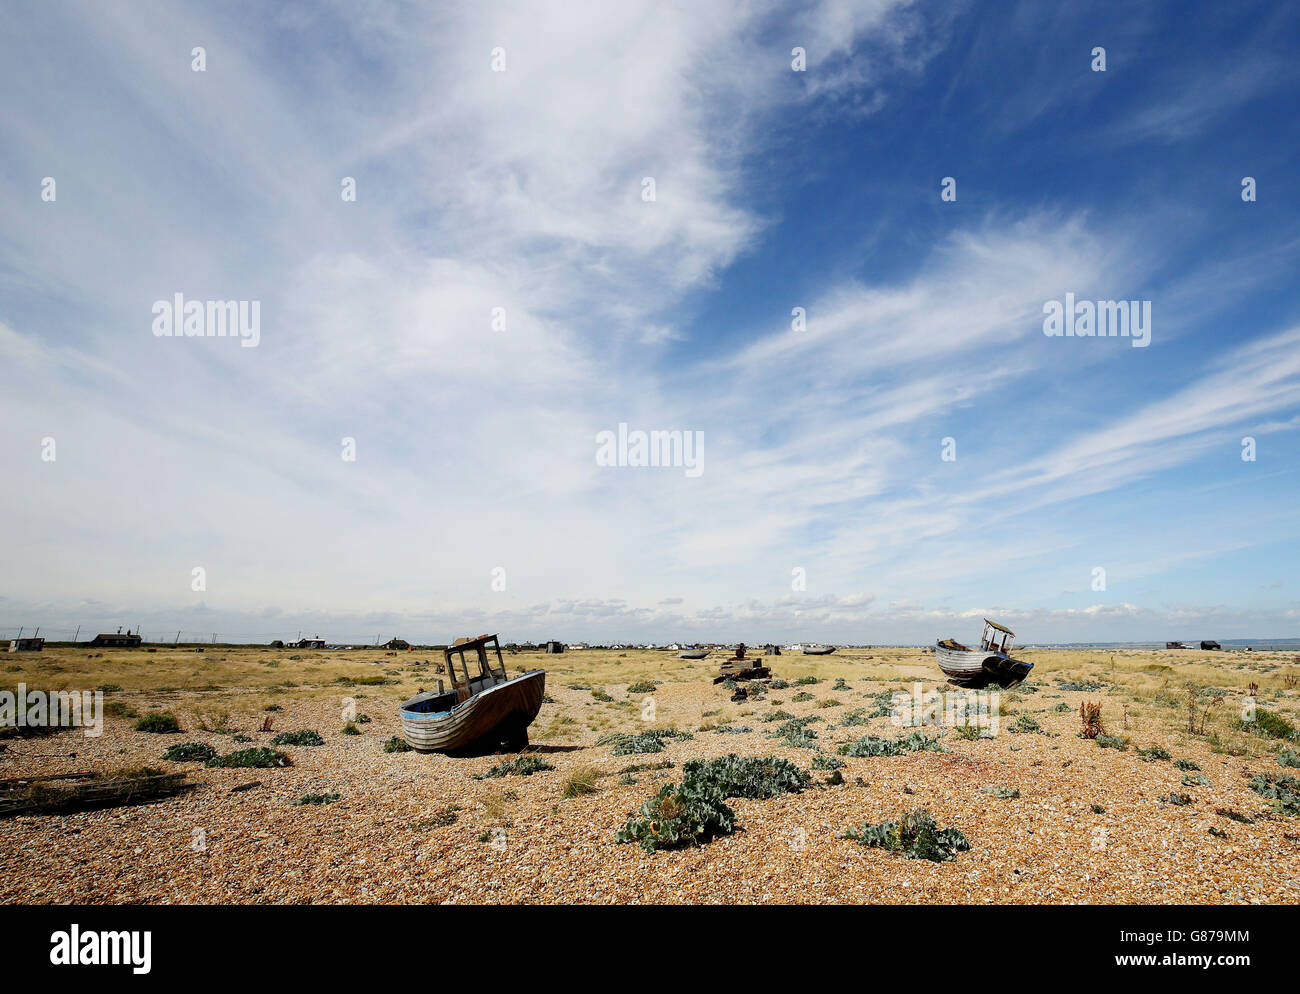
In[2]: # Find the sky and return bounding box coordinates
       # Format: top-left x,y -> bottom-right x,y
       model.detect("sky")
1,0 -> 1298,645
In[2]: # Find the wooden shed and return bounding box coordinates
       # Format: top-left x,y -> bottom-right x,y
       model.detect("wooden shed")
8,637 -> 45,653
385,638 -> 411,650
544,640 -> 565,654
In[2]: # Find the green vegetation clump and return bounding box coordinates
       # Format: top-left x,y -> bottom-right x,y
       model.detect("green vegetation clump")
383,736 -> 412,753
768,680 -> 790,690
762,709 -> 795,722
1277,749 -> 1300,768
1243,708 -> 1298,741
599,729 -> 694,755
1009,715 -> 1042,735
1058,679 -> 1104,692
791,691 -> 814,703
591,689 -> 613,702
627,681 -> 657,694
134,711 -> 180,734
474,755 -> 555,779
1095,734 -> 1127,751
294,792 -> 340,806
832,678 -> 850,691
341,723 -> 360,735
838,731 -> 943,757
837,708 -> 872,727
616,753 -> 808,852
842,808 -> 970,862
1138,746 -> 1172,762
1173,758 -> 1200,771
271,730 -> 324,747
812,754 -> 846,771
162,742 -> 217,763
615,780 -> 737,852
794,676 -> 821,686
776,721 -> 818,748
1159,792 -> 1193,806
206,747 -> 291,769
680,755 -> 811,799
1248,772 -> 1300,815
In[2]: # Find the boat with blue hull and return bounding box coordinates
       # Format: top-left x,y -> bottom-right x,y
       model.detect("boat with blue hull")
399,634 -> 545,752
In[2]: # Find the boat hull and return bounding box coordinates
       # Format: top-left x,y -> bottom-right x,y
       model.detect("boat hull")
677,650 -> 709,659
400,670 -> 546,753
802,646 -> 836,655
935,642 -> 1032,688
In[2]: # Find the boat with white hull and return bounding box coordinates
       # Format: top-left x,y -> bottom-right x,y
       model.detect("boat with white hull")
935,619 -> 1032,688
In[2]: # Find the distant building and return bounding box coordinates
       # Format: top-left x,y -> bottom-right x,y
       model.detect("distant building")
89,630 -> 142,648
544,640 -> 565,654
666,643 -> 681,651
1200,640 -> 1221,651
291,637 -> 326,649
569,642 -> 588,650
385,638 -> 411,650
8,637 -> 44,652
1165,641 -> 1187,649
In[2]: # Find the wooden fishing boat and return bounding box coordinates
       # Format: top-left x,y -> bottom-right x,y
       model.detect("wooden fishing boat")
399,634 -> 545,753
801,644 -> 836,655
677,649 -> 709,659
935,619 -> 1032,688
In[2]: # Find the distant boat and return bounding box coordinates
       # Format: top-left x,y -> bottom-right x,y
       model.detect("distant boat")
935,620 -> 1032,688
801,645 -> 836,655
678,649 -> 709,659
399,634 -> 544,752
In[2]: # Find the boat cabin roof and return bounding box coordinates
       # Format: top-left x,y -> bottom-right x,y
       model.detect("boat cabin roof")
983,619 -> 1014,636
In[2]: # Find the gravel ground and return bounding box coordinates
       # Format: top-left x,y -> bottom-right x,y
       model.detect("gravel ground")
2,647 -> 1299,904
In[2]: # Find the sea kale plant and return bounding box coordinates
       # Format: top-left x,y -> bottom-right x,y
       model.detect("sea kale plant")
838,731 -> 943,757
842,808 -> 971,863
473,755 -> 555,779
616,754 -> 809,852
270,730 -> 324,747
1249,772 -> 1300,815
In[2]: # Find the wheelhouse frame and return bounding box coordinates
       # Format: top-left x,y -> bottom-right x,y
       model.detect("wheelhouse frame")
979,619 -> 1015,655
443,633 -> 509,702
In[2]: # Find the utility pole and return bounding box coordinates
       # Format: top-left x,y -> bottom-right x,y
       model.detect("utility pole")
73,625 -> 80,642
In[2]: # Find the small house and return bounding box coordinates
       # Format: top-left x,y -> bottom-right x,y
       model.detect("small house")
544,640 -> 565,654
8,637 -> 45,653
291,637 -> 326,649
385,638 -> 411,650
89,630 -> 142,648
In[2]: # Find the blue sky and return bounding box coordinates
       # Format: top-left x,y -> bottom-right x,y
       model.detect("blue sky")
1,0 -> 1298,644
